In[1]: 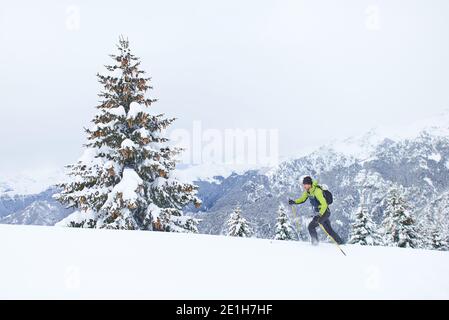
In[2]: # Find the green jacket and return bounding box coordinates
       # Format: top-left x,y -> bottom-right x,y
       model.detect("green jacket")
294,179 -> 328,215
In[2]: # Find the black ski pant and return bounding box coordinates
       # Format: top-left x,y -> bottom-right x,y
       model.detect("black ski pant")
308,210 -> 344,245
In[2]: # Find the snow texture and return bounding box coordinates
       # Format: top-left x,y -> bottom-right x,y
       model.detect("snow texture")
120,139 -> 137,149
0,224 -> 448,299
102,168 -> 143,208
56,210 -> 96,227
428,153 -> 441,162
107,105 -> 126,117
127,102 -> 149,119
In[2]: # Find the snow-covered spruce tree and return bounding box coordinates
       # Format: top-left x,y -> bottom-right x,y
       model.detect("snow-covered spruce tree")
381,187 -> 420,248
348,193 -> 381,246
274,204 -> 295,240
420,195 -> 449,251
420,210 -> 449,251
426,223 -> 449,251
227,205 -> 253,237
55,37 -> 201,232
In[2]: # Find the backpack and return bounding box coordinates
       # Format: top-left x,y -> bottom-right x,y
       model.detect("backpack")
318,185 -> 333,205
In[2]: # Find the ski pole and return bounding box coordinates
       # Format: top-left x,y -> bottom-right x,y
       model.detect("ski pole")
290,205 -> 301,239
318,223 -> 347,256
291,205 -> 297,221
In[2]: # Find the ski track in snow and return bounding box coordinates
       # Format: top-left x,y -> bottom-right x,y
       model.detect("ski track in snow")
0,224 -> 448,299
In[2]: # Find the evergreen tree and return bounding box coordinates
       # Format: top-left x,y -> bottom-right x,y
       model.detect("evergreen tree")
420,195 -> 449,251
426,223 -> 449,251
349,193 -> 381,246
227,205 -> 252,237
420,212 -> 449,251
55,37 -> 201,232
381,187 -> 420,248
274,204 -> 295,240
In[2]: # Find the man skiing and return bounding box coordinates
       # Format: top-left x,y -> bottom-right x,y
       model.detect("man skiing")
289,176 -> 344,245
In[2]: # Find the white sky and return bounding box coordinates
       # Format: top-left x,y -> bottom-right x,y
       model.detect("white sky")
1,0 -> 449,174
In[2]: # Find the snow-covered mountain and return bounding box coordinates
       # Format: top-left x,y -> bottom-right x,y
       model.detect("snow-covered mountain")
1,111 -> 449,244
0,168 -> 66,197
0,198 -> 72,226
188,111 -> 449,241
321,108 -> 449,159
191,134 -> 449,240
0,187 -> 73,226
0,169 -> 72,225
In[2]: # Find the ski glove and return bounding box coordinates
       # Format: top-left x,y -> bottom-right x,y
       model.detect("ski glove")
288,199 -> 296,205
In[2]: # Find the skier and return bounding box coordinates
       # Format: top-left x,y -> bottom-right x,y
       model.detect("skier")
289,176 -> 344,245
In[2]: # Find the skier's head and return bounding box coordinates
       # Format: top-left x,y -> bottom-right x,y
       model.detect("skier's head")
302,176 -> 313,191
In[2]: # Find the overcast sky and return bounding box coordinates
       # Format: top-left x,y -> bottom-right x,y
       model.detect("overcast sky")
1,0 -> 449,174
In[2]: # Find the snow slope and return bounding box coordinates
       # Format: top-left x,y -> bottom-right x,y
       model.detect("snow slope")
1,224 -> 448,299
